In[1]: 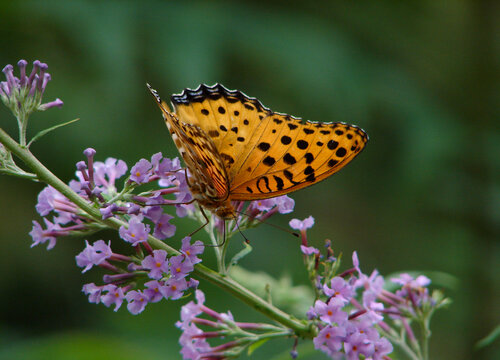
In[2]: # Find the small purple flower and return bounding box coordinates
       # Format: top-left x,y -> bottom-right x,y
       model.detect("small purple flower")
101,284 -> 125,311
300,245 -> 319,255
187,278 -> 199,289
274,195 -> 295,213
29,219 -> 59,250
100,203 -> 118,219
75,240 -> 112,273
119,215 -> 150,246
289,216 -> 315,231
176,201 -> 195,218
178,323 -> 212,359
344,330 -> 375,360
93,157 -> 128,190
323,277 -> 354,305
127,203 -> 141,215
82,283 -> 102,304
180,237 -> 204,265
36,186 -> 61,216
152,152 -> 181,179
144,280 -> 167,303
161,277 -> 188,300
169,255 -> 194,279
392,273 -> 431,289
38,98 -> 63,111
312,298 -> 348,325
35,186 -> 75,224
179,290 -> 205,323
141,250 -> 169,280
125,290 -> 149,314
129,158 -> 152,184
144,206 -> 176,239
371,337 -> 393,359
290,216 -> 315,246
313,325 -> 346,357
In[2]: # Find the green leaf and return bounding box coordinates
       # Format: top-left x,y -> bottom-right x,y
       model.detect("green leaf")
476,324 -> 500,349
28,118 -> 80,147
229,266 -> 314,317
247,338 -> 270,356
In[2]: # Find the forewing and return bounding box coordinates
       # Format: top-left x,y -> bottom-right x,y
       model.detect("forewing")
148,84 -> 229,200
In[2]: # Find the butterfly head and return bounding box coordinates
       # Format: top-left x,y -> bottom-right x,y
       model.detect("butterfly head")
214,204 -> 236,220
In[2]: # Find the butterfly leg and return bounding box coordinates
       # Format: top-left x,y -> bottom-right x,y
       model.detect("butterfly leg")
187,205 -> 211,237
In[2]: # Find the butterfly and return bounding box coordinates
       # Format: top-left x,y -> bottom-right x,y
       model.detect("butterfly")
147,83 -> 368,219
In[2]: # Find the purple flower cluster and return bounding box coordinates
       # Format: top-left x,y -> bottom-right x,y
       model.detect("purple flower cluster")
1,59 -> 63,115
30,148 -> 297,316
81,236 -> 201,314
293,216 -> 436,360
176,290 -> 279,359
30,149 -> 191,250
309,267 -> 393,359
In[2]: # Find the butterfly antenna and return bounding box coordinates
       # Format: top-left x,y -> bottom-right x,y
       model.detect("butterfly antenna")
234,209 -> 299,238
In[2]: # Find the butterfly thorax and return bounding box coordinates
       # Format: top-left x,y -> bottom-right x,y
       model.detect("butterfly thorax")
188,179 -> 236,219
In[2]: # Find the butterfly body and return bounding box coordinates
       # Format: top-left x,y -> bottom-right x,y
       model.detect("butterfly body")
148,83 -> 368,219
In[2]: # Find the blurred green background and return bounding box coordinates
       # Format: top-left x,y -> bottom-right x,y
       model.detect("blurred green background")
0,1 -> 498,359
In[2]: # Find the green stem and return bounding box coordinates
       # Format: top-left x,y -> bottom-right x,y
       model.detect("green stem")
420,316 -> 431,360
378,327 -> 420,360
0,168 -> 38,180
0,127 -> 313,338
17,111 -> 28,146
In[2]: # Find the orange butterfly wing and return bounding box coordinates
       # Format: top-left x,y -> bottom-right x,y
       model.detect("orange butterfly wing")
169,84 -> 368,201
147,84 -> 230,201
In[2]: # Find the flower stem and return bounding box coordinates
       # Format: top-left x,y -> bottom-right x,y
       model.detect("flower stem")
17,111 -> 28,146
0,127 -> 313,338
420,316 -> 431,360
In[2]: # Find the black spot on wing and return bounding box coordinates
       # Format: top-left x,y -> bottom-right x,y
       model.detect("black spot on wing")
273,175 -> 284,190
281,135 -> 291,145
327,140 -> 338,150
263,156 -> 275,166
208,130 -> 220,137
256,176 -> 271,192
328,159 -> 338,167
283,153 -> 296,165
297,140 -> 308,150
220,153 -> 234,164
284,170 -> 300,185
304,166 -> 314,175
258,142 -> 270,151
336,147 -> 347,157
